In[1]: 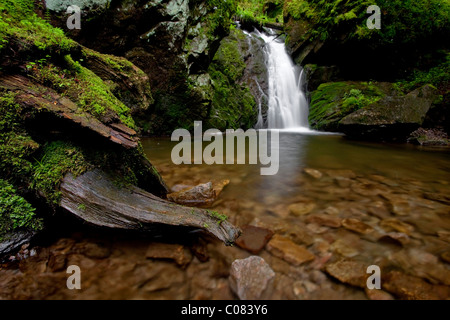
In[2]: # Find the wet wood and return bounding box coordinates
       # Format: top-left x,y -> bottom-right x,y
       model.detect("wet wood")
60,169 -> 241,245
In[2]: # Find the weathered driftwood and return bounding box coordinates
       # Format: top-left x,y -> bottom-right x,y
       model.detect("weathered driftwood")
60,170 -> 241,245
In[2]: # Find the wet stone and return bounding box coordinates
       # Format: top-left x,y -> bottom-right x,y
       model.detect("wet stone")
146,243 -> 193,268
229,256 -> 275,300
288,201 -> 316,216
378,232 -> 410,246
441,251 -> 450,264
266,234 -> 315,266
342,218 -> 374,234
330,239 -> 360,258
380,219 -> 414,235
235,225 -> 274,254
383,271 -> 450,300
305,214 -> 342,228
325,259 -> 368,288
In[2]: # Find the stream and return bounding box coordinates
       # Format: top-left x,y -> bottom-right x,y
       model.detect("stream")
1,133 -> 449,299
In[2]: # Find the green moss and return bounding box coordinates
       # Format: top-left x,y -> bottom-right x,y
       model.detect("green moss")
237,0 -> 284,26
208,29 -> 257,130
31,141 -> 91,206
26,55 -> 136,129
206,209 -> 228,225
0,0 -> 75,55
0,179 -> 43,241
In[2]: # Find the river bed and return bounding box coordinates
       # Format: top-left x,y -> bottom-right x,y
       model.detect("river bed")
1,133 -> 449,299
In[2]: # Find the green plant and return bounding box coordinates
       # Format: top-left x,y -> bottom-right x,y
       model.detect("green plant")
0,179 -> 43,240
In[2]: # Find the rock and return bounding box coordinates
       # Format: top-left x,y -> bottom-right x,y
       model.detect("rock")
146,243 -> 193,268
288,201 -> 316,216
325,259 -> 368,288
171,184 -> 193,193
339,85 -> 437,141
167,182 -> 216,207
212,180 -> 230,198
330,239 -> 360,258
266,234 -> 315,266
236,225 -> 274,254
378,232 -> 410,246
229,256 -> 275,300
380,219 -> 414,235
0,230 -> 35,257
303,168 -> 323,179
47,253 -> 67,272
305,214 -> 342,228
365,288 -> 395,300
383,271 -> 450,300
342,218 -> 374,234
437,230 -> 450,242
408,127 -> 450,146
441,252 -> 450,264
423,192 -> 450,205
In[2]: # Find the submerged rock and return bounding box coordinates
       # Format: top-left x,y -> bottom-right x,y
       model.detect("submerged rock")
235,225 -> 274,254
229,256 -> 275,300
146,243 -> 193,268
266,234 -> 315,266
324,259 -> 368,288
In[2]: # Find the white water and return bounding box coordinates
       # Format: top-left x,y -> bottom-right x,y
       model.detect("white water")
254,29 -> 310,130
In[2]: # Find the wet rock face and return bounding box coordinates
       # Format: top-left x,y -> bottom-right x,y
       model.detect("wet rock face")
45,0 -> 234,134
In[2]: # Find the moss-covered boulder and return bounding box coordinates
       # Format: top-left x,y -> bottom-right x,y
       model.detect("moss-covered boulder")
339,85 -> 438,140
308,81 -> 391,131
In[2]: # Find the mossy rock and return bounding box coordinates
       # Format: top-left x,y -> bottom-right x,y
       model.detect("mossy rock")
309,81 -> 391,131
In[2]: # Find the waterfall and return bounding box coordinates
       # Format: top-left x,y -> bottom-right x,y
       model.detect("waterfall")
252,29 -> 310,130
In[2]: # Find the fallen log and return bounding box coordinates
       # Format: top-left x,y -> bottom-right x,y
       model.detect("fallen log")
60,169 -> 241,245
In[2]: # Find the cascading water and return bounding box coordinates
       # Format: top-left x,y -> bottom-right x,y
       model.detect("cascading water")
251,29 -> 310,130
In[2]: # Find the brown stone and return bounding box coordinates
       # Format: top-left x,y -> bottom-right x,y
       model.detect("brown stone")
47,253 -> 67,272
441,251 -> 450,264
167,182 -> 216,207
288,201 -> 316,216
236,225 -> 274,254
266,234 -> 315,266
380,219 -> 414,235
342,218 -> 374,234
305,214 -> 342,228
365,288 -> 395,300
383,271 -> 450,300
146,243 -> 193,268
325,259 -> 368,288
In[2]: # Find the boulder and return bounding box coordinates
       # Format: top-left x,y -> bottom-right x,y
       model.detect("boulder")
229,256 -> 275,300
339,85 -> 438,140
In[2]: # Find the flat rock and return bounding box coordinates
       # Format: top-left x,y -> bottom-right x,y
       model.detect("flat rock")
167,182 -> 216,207
236,225 -> 274,254
380,219 -> 414,235
325,259 -> 368,288
305,214 -> 342,228
229,256 -> 275,300
288,201 -> 316,216
266,234 -> 315,266
383,271 -> 450,300
441,251 -> 450,264
342,218 -> 374,234
146,243 -> 193,268
330,239 -> 360,258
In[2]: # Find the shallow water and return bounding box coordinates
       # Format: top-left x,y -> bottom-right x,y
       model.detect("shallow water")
1,133 -> 449,300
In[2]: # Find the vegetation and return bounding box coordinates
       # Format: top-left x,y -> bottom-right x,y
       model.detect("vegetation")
237,0 -> 284,26
208,29 -> 257,130
0,179 -> 43,240
284,0 -> 450,44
